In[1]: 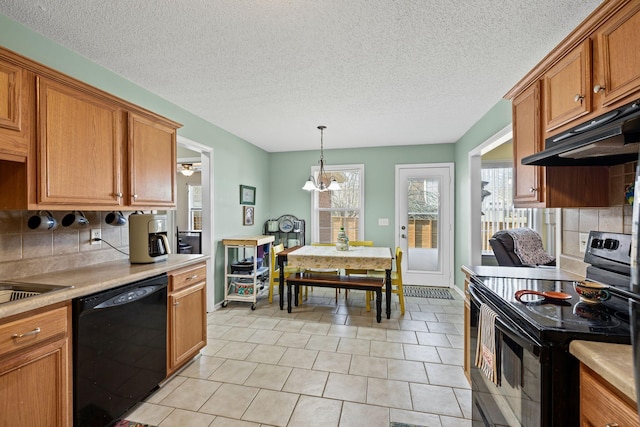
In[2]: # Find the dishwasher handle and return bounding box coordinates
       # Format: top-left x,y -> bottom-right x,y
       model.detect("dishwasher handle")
94,284 -> 165,309
74,273 -> 168,313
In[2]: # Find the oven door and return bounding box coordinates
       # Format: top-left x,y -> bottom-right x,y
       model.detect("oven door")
469,286 -> 543,426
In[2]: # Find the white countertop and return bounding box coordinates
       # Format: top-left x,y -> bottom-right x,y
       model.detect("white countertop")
0,254 -> 208,319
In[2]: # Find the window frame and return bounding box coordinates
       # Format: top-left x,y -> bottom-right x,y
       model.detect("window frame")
480,161 -> 532,254
309,163 -> 364,243
187,184 -> 202,230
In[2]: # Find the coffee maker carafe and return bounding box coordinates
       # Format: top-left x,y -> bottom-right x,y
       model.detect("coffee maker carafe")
129,213 -> 170,263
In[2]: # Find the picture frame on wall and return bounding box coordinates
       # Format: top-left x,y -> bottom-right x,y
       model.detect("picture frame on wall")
240,185 -> 256,205
243,206 -> 255,226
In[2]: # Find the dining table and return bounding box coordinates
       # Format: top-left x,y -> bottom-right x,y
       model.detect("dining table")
277,245 -> 394,319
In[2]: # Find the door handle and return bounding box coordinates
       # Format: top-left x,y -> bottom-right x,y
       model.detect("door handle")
401,234 -> 406,238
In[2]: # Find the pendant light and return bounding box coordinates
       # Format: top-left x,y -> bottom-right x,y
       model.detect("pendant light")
302,126 -> 341,192
180,164 -> 195,177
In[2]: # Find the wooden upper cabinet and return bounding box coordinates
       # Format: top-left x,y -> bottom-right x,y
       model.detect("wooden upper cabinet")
543,40 -> 592,132
37,77 -> 125,207
0,59 -> 33,160
594,1 -> 640,107
129,112 -> 176,207
513,82 -> 544,207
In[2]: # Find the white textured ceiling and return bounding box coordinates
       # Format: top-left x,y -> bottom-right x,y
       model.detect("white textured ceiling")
0,0 -> 602,152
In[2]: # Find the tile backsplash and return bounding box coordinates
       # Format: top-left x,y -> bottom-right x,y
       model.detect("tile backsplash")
0,210 -> 131,280
560,204 -> 633,276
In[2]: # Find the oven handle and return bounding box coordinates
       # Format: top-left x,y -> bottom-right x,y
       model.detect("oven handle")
469,284 -> 543,356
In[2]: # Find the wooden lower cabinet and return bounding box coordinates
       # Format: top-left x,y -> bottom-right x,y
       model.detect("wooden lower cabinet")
580,363 -> 640,427
461,267 -> 472,385
167,262 -> 207,376
0,304 -> 71,426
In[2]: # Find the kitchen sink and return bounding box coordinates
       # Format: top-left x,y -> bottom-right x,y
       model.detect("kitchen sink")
0,282 -> 73,304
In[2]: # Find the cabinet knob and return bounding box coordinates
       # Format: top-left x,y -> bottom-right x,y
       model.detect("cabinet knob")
173,301 -> 180,307
593,84 -> 606,93
574,94 -> 584,103
115,192 -> 122,198
133,194 -> 138,200
529,187 -> 538,193
606,424 -> 619,427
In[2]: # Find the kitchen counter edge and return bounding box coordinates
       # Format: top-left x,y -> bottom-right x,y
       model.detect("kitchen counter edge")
0,254 -> 209,320
461,265 -> 584,281
569,340 -> 636,404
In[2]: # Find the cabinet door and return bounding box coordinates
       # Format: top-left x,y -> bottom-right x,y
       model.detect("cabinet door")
129,112 -> 176,207
580,364 -> 640,427
543,40 -> 592,131
513,82 -> 544,207
0,337 -> 71,426
37,77 -> 124,206
168,281 -> 206,374
0,60 -> 32,160
596,1 -> 640,107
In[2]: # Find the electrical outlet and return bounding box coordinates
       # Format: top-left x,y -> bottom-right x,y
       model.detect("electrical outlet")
378,218 -> 389,226
579,232 -> 589,252
90,229 -> 101,245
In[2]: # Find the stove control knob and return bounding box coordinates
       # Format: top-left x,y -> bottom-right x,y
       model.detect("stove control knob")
604,238 -> 618,250
591,238 -> 603,249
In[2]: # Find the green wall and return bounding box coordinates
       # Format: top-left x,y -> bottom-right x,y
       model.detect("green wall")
1,13 -> 512,301
269,144 -> 456,248
453,100 -> 512,290
0,14 -> 270,303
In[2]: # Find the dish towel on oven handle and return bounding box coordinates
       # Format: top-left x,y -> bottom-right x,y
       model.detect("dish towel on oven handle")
475,303 -> 500,385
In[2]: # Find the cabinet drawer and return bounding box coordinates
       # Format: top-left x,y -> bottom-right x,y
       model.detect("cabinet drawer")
169,263 -> 206,292
580,364 -> 640,426
0,306 -> 68,357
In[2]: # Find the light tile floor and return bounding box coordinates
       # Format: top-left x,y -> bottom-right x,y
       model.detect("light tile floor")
126,288 -> 472,427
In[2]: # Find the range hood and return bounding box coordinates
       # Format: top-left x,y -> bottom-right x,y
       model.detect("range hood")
522,99 -> 640,166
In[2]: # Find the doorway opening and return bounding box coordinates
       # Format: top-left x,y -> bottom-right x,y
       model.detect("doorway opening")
175,136 -> 215,312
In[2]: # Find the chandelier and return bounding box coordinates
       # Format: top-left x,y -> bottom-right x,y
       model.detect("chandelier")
302,126 -> 341,192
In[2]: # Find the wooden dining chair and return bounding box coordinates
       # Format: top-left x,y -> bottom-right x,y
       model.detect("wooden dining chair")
268,244 -> 300,304
344,240 -> 374,302
366,246 -> 405,315
309,242 -> 341,301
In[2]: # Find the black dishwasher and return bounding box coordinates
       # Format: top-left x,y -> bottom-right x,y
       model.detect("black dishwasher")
73,274 -> 168,427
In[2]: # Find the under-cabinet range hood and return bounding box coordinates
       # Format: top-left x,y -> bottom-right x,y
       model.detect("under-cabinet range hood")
522,99 -> 640,166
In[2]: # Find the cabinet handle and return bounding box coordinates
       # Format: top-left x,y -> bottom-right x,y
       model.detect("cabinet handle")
12,327 -> 41,339
173,302 -> 180,307
186,274 -> 198,280
115,192 -> 122,198
574,94 -> 584,103
133,194 -> 138,200
606,423 -> 619,427
529,187 -> 538,193
593,84 -> 606,93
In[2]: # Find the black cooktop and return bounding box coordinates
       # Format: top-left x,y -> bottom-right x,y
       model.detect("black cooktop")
473,276 -> 631,345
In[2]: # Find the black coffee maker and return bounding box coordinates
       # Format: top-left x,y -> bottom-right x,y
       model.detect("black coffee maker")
128,213 -> 170,263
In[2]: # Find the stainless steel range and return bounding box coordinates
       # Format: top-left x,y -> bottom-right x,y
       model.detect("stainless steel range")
469,231 -> 635,426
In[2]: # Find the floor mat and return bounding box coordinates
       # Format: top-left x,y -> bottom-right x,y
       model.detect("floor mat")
403,286 -> 453,299
113,421 -> 156,427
